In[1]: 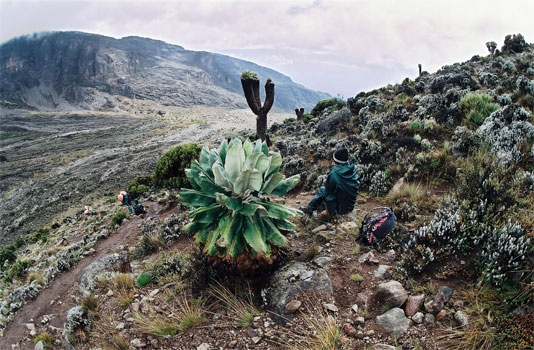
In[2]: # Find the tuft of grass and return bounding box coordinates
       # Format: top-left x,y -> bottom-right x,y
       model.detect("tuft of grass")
90,317 -> 129,350
302,245 -> 321,262
134,311 -> 179,336
209,282 -> 260,328
386,181 -> 425,204
33,333 -> 55,349
175,292 -> 206,332
438,286 -> 534,349
351,244 -> 362,255
80,295 -> 99,313
280,295 -> 342,350
27,271 -> 45,287
111,273 -> 136,308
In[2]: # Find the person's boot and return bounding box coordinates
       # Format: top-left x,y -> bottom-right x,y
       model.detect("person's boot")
299,206 -> 314,217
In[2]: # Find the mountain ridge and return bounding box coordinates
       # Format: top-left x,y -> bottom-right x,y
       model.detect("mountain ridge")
0,31 -> 330,113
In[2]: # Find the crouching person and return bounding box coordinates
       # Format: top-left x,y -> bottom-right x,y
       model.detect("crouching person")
300,148 -> 360,217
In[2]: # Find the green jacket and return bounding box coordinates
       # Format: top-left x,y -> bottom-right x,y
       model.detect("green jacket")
325,163 -> 360,215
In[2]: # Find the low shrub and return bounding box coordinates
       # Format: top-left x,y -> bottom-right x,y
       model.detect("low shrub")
111,211 -> 128,228
458,92 -> 500,127
136,272 -> 153,287
127,175 -> 154,199
154,143 -> 201,189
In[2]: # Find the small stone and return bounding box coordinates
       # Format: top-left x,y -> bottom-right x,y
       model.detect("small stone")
343,323 -> 357,336
131,302 -> 140,313
411,312 -> 424,324
454,310 -> 469,329
34,341 -> 45,350
25,323 -> 36,336
149,289 -> 160,297
252,336 -> 262,344
284,300 -> 302,314
228,340 -> 238,348
197,343 -> 210,350
323,303 -> 339,313
351,304 -> 359,313
313,256 -> 332,268
384,250 -> 396,262
106,289 -> 114,297
374,265 -> 391,280
405,294 -> 425,316
354,316 -> 365,325
116,322 -> 125,330
424,313 -> 435,325
312,224 -> 328,233
130,338 -> 146,348
436,309 -> 448,321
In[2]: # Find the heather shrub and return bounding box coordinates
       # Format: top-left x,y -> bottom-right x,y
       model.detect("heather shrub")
475,104 -> 534,165
397,151 -> 532,288
154,143 -> 202,189
310,98 -> 345,117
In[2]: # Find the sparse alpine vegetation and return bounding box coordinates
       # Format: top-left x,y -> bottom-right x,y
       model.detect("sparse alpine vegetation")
0,33 -> 532,350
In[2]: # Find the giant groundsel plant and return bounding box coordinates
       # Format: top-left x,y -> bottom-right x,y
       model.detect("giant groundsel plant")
178,138 -> 302,262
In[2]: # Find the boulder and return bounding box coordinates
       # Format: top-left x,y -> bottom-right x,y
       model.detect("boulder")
375,307 -> 411,337
374,280 -> 408,308
264,262 -> 332,324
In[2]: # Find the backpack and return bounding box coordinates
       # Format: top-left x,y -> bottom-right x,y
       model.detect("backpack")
358,207 -> 396,245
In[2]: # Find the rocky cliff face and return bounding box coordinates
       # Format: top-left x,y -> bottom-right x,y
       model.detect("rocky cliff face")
0,31 -> 329,112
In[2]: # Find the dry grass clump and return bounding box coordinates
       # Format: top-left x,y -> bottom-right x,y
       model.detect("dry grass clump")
279,294 -> 342,350
208,281 -> 260,328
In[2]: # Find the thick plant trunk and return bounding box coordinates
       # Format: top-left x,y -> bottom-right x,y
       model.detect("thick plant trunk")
241,76 -> 274,144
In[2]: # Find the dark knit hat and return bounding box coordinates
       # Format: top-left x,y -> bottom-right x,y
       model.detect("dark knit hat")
333,148 -> 349,164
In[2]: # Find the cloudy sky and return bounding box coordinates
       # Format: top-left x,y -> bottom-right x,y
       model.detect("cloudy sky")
1,0 -> 533,98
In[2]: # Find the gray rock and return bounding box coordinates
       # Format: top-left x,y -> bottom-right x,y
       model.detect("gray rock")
34,340 -> 45,350
374,280 -> 408,308
79,252 -> 130,293
64,305 -> 88,335
313,256 -> 333,268
374,265 -> 391,280
375,307 -> 411,337
411,312 -> 424,324
370,344 -> 397,350
454,310 -> 469,329
264,262 -> 332,324
424,313 -> 435,325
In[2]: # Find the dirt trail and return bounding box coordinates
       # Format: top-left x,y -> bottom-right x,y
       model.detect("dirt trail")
0,201 -> 165,349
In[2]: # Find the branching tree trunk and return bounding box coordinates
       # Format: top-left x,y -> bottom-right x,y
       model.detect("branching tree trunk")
241,72 -> 274,144
295,107 -> 304,122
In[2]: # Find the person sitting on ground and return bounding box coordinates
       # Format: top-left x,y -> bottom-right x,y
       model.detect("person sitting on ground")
300,148 -> 360,217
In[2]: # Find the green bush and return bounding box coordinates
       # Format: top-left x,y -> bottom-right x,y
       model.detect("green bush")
127,175 -> 154,199
459,92 -> 500,127
111,211 -> 128,228
0,245 -> 17,271
136,272 -> 153,287
3,259 -> 31,282
310,98 -> 346,117
154,143 -> 202,189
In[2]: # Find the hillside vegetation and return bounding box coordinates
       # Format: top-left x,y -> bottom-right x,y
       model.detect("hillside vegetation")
0,34 -> 532,350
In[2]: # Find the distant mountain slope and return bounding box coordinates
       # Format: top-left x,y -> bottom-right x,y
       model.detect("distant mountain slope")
0,31 -> 329,112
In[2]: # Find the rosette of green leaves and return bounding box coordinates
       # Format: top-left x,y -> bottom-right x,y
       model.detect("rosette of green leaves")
178,138 -> 301,260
